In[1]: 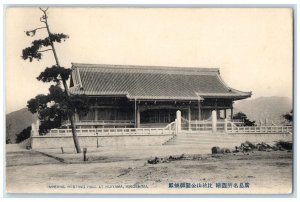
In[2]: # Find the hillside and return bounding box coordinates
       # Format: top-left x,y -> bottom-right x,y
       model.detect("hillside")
6,108 -> 37,144
233,96 -> 292,125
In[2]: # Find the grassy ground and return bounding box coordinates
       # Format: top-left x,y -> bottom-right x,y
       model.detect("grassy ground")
6,144 -> 293,194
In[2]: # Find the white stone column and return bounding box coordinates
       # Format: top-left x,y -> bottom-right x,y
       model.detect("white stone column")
31,120 -> 40,137
212,110 -> 217,133
224,118 -> 228,133
188,106 -> 191,131
31,123 -> 36,137
176,110 -> 181,134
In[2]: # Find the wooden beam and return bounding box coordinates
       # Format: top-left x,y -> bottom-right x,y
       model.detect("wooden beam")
139,105 -> 189,111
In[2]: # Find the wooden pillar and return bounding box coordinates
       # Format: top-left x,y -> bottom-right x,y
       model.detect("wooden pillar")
114,108 -> 117,120
224,109 -> 227,118
188,106 -> 191,131
198,99 -> 202,120
137,104 -> 140,128
134,98 -> 137,128
75,112 -> 79,121
215,99 -> 218,119
215,99 -> 218,111
94,108 -> 98,121
230,107 -> 233,120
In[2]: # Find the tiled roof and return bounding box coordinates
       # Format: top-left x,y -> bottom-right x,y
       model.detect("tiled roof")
69,63 -> 251,101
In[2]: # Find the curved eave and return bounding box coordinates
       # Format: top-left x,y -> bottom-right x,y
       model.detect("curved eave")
196,89 -> 252,100
213,71 -> 252,100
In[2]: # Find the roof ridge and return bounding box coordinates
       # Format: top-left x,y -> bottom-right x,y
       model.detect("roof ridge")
71,63 -> 220,73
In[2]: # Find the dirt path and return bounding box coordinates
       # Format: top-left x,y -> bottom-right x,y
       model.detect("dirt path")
6,147 -> 292,194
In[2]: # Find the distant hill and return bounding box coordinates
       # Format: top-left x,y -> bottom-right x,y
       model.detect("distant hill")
233,96 -> 292,125
6,108 -> 37,144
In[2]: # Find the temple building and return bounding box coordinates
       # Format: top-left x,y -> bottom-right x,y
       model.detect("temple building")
68,63 -> 252,129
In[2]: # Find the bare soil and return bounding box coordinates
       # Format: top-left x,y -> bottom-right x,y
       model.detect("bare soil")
6,145 -> 293,194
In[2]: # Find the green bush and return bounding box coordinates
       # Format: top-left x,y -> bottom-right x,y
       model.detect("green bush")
16,126 -> 31,143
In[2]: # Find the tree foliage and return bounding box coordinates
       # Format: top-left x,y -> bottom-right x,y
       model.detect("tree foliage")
233,112 -> 256,126
282,110 -> 293,124
23,25 -> 90,135
16,126 -> 32,143
37,65 -> 72,82
22,33 -> 69,62
27,85 -> 90,135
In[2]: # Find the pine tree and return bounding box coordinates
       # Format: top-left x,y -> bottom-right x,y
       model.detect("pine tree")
22,8 -> 89,153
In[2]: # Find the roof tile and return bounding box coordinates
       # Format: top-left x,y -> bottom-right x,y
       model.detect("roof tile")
69,63 -> 251,100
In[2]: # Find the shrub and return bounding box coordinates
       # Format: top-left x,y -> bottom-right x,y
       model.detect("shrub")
16,126 -> 31,143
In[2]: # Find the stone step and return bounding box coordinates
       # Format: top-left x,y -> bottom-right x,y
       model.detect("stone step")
173,136 -> 236,140
164,133 -> 244,146
165,141 -> 239,147
168,141 -> 241,145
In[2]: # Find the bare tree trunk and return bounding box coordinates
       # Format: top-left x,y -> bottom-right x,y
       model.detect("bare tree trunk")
41,8 -> 81,153
69,114 -> 81,153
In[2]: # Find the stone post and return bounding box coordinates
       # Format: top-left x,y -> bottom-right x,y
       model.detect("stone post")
176,110 -> 181,134
36,119 -> 40,130
31,123 -> 36,137
175,118 -> 178,135
212,110 -> 217,133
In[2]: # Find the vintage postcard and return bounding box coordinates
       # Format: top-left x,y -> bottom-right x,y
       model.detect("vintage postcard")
5,7 -> 294,195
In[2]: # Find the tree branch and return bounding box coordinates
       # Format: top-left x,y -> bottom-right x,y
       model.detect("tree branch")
39,7 -> 48,13
34,26 -> 47,31
38,49 -> 53,53
40,17 -> 46,23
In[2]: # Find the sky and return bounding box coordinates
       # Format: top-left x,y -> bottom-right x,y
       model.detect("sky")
5,7 -> 293,113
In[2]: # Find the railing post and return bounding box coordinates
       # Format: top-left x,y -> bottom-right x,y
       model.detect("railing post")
83,148 -> 87,161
